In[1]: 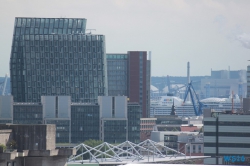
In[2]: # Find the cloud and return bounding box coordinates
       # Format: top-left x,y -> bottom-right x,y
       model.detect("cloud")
236,33 -> 250,49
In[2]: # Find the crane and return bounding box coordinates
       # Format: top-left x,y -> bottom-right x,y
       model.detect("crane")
183,81 -> 203,116
0,73 -> 8,95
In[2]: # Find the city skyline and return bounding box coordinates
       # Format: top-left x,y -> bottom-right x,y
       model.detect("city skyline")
0,0 -> 250,77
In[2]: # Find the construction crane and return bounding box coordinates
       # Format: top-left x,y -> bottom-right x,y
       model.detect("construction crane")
183,81 -> 203,116
167,75 -> 186,97
0,74 -> 8,95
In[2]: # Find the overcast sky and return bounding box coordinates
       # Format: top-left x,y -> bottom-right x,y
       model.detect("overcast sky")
0,0 -> 249,77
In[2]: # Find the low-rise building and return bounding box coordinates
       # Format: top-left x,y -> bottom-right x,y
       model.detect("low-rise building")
0,96 -> 141,144
140,118 -> 156,141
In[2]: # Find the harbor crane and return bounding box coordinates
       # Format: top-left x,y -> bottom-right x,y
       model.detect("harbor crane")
183,81 -> 203,116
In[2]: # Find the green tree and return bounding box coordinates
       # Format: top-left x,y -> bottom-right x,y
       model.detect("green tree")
0,144 -> 6,152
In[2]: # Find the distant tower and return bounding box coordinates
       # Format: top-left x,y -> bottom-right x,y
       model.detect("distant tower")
205,83 -> 210,98
170,99 -> 176,115
187,62 -> 190,101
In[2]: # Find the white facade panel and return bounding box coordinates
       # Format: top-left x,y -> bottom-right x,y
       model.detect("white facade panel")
219,137 -> 250,143
0,96 -> 13,119
219,147 -> 250,154
42,96 -> 56,118
219,126 -> 250,133
219,114 -> 250,122
204,136 -> 216,143
98,96 -> 112,118
58,96 -> 71,118
204,147 -> 216,153
204,118 -> 216,122
204,126 -> 216,132
115,96 -> 127,118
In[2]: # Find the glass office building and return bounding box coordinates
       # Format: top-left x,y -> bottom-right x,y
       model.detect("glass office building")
106,52 -> 151,118
127,103 -> 141,143
106,54 -> 128,96
71,104 -> 100,143
10,17 -> 107,103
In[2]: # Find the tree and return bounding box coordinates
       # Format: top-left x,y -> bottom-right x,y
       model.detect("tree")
0,144 -> 6,152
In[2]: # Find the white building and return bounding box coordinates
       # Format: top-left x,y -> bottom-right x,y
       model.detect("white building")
203,111 -> 250,165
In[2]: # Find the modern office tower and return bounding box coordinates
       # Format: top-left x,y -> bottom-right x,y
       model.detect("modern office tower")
203,110 -> 250,165
10,17 -> 107,103
106,51 -> 151,118
128,51 -> 150,118
106,54 -> 128,96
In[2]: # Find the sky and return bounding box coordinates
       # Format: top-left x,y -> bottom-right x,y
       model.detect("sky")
0,0 -> 249,77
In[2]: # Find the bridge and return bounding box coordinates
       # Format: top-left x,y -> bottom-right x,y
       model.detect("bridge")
67,139 -> 209,165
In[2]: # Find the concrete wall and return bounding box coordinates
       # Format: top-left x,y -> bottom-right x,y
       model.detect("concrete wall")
15,156 -> 68,166
98,96 -> 127,118
98,96 -> 112,118
0,96 -> 13,119
58,96 -> 71,118
115,96 -> 127,118
0,129 -> 12,145
0,124 -> 55,151
42,96 -> 56,118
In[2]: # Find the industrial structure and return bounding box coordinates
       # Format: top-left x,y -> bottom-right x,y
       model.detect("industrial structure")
67,139 -> 208,165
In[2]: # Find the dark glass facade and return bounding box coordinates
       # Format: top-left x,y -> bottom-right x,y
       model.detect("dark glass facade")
46,119 -> 70,143
10,17 -> 107,103
127,103 -> 141,143
103,120 -> 127,143
71,105 -> 100,143
106,54 -> 128,96
164,135 -> 178,149
13,104 -> 43,124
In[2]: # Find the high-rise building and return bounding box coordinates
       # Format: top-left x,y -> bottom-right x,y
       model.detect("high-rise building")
10,17 -> 107,103
106,54 -> 128,96
106,51 -> 151,118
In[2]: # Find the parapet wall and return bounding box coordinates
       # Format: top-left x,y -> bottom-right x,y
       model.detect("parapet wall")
0,124 -> 55,151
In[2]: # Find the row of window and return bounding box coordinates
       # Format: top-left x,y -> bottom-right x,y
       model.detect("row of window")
12,46 -> 103,53
204,132 -> 250,137
13,34 -> 103,42
204,121 -> 250,126
204,143 -> 250,148
15,18 -> 86,29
